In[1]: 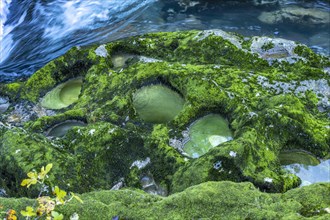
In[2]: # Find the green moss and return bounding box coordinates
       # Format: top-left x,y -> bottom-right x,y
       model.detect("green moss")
25,108 -> 87,133
145,125 -> 185,187
0,121 -> 150,196
261,41 -> 275,51
0,82 -> 23,101
19,46 -> 105,102
293,45 -> 330,68
0,128 -> 69,197
1,182 -> 329,219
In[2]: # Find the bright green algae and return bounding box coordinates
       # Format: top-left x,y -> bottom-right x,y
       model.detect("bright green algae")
133,85 -> 185,123
183,114 -> 233,158
0,30 -> 329,219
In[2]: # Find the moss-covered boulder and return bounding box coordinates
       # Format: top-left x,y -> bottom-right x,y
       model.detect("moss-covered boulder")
0,29 -> 329,201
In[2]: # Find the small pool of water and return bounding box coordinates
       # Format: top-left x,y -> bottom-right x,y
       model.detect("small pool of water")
284,160 -> 330,186
279,150 -> 330,186
183,114 -> 233,158
133,84 -> 185,124
46,120 -> 86,137
41,78 -> 83,109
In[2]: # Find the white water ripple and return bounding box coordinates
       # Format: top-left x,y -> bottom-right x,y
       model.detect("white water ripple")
0,0 -> 156,79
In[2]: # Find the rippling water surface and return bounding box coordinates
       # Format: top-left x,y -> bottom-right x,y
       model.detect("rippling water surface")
1,0 -> 329,82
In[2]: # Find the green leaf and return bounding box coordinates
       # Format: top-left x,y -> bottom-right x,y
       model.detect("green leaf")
21,172 -> 38,188
54,186 -> 67,204
52,211 -> 64,220
21,206 -> 36,217
39,163 -> 53,180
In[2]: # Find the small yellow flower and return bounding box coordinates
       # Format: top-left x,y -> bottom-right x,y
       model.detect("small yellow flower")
7,209 -> 18,220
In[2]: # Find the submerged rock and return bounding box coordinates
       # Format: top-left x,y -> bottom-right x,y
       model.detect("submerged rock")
40,78 -> 83,110
258,6 -> 330,26
133,85 -> 185,123
250,36 -> 302,63
279,150 -> 320,166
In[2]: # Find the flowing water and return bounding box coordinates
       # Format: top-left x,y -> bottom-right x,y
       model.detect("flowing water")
1,0 -> 329,82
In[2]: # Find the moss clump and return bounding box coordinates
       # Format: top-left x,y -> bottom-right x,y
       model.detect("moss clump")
25,108 -> 87,133
261,41 -> 275,51
0,82 -> 23,101
19,46 -> 108,103
0,182 -> 329,219
293,45 -> 330,68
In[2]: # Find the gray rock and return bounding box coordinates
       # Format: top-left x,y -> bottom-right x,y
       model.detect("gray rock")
250,36 -> 303,63
258,6 -> 330,26
195,29 -> 243,49
0,97 -> 10,114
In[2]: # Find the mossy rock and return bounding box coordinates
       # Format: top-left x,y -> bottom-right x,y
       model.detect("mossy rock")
0,182 -> 329,219
0,30 -> 329,197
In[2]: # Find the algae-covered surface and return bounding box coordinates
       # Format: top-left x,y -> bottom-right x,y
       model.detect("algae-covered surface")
0,29 -> 329,218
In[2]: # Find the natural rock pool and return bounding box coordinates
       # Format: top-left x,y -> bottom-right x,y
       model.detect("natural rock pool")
40,78 -> 83,109
183,114 -> 233,158
279,150 -> 330,186
46,120 -> 86,137
133,85 -> 185,124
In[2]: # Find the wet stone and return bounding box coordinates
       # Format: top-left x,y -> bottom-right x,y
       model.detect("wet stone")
0,97 -> 10,114
133,85 -> 185,124
183,114 -> 233,158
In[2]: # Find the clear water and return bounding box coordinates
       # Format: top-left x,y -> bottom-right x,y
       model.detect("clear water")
133,85 -> 185,124
1,0 -> 329,82
183,114 -> 233,158
46,120 -> 86,137
40,78 -> 82,109
284,159 -> 330,186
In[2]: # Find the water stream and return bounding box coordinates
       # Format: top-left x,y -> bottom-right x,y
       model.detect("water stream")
0,0 -> 329,82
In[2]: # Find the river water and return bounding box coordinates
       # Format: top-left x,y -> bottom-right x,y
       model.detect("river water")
1,0 -> 329,82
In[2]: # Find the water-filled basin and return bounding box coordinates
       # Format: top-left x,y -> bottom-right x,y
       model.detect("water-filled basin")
183,114 -> 233,158
133,84 -> 185,124
41,78 -> 83,109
